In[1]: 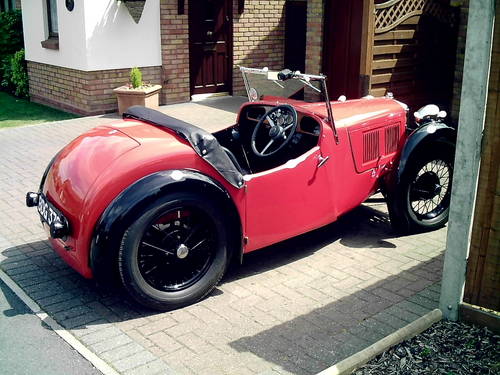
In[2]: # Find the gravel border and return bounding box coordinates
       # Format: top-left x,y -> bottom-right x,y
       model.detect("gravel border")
354,319 -> 500,374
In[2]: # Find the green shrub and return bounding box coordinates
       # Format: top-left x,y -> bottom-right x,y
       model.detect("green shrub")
0,10 -> 23,57
130,67 -> 142,88
0,10 -> 23,87
10,49 -> 28,98
0,54 -> 13,90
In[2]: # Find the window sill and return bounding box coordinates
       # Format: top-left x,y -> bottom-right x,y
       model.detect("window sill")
41,37 -> 59,50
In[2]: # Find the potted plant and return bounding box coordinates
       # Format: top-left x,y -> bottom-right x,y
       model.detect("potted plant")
114,67 -> 162,115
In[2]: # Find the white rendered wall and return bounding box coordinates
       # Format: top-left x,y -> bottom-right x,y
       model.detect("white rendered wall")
84,0 -> 161,70
22,0 -> 87,70
22,0 -> 161,71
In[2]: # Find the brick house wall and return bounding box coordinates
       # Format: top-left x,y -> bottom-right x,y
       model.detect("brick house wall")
28,62 -> 162,115
159,0 -> 190,104
232,0 -> 286,96
463,0 -> 500,312
305,0 -> 324,75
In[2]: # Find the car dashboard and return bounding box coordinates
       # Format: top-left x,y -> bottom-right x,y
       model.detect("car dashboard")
213,104 -> 321,175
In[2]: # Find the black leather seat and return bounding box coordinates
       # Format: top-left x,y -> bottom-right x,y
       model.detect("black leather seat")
221,146 -> 248,175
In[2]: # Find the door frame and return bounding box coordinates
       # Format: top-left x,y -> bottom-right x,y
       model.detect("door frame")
188,0 -> 234,96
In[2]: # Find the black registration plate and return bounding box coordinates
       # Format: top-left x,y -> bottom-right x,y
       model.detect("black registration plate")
37,193 -> 63,226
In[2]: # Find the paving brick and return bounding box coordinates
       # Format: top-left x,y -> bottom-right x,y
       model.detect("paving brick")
100,342 -> 146,363
407,293 -> 439,310
148,332 -> 183,353
137,317 -> 177,336
123,359 -> 174,375
372,311 -> 409,330
79,326 -> 123,345
90,333 -> 134,354
60,312 -> 103,329
397,300 -> 433,316
112,350 -> 157,372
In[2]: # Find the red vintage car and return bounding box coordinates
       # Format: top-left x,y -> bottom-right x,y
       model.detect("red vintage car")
26,67 -> 455,310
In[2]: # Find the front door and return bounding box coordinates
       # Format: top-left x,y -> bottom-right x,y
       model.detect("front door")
189,0 -> 232,95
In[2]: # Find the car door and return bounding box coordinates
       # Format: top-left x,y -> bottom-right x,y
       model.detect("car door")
243,145 -> 335,252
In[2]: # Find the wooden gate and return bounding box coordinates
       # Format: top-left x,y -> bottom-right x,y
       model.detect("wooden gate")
359,0 -> 459,111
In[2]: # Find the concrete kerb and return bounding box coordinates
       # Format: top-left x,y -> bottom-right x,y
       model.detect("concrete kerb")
0,268 -> 120,375
316,309 -> 443,375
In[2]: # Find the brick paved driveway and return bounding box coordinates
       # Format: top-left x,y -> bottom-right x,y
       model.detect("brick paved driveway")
0,98 -> 446,375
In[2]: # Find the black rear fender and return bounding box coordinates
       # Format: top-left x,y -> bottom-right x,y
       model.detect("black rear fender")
90,169 -> 242,282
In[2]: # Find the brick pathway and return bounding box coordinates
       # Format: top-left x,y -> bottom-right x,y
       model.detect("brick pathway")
0,98 -> 446,375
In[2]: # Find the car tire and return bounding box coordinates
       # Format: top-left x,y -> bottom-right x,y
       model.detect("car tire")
389,141 -> 454,233
118,192 -> 228,311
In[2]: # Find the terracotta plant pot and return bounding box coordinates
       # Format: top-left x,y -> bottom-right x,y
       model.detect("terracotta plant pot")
114,85 -> 162,115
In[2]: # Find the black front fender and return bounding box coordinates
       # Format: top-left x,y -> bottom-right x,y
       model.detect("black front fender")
90,169 -> 242,281
398,122 -> 455,183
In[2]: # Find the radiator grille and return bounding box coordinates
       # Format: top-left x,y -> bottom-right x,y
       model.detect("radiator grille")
363,130 -> 380,163
385,125 -> 400,154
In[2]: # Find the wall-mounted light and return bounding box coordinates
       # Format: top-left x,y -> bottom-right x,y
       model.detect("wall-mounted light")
66,0 -> 74,11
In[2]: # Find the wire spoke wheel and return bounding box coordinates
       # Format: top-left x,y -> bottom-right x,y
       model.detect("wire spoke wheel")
138,207 -> 217,292
409,159 -> 451,218
389,141 -> 455,233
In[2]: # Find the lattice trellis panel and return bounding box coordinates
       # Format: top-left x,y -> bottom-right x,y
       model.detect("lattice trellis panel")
375,0 -> 457,34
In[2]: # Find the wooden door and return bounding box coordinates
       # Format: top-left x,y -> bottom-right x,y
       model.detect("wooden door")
189,0 -> 232,95
322,0 -> 365,100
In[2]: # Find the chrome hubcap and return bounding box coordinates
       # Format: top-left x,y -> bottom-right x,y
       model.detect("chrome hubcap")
176,244 -> 189,259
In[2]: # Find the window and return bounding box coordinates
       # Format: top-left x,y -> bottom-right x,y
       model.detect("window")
46,0 -> 58,37
0,0 -> 16,12
41,0 -> 59,49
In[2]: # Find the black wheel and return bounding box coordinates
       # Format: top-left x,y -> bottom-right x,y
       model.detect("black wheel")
118,192 -> 228,310
389,142 -> 454,233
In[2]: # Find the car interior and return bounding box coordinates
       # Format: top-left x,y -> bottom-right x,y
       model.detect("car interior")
212,104 -> 321,175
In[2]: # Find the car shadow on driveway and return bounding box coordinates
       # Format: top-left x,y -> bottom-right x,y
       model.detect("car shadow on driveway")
224,201 -> 397,284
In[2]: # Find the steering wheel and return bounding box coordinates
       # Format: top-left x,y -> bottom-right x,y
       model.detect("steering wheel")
251,104 -> 298,157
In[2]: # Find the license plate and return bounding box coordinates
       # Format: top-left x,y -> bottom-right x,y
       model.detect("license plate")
37,194 -> 61,226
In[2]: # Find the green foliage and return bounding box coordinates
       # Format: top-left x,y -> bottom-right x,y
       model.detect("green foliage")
130,67 -> 143,89
0,54 -> 13,90
10,49 -> 29,98
420,346 -> 432,357
0,10 -> 23,57
0,10 -> 24,89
